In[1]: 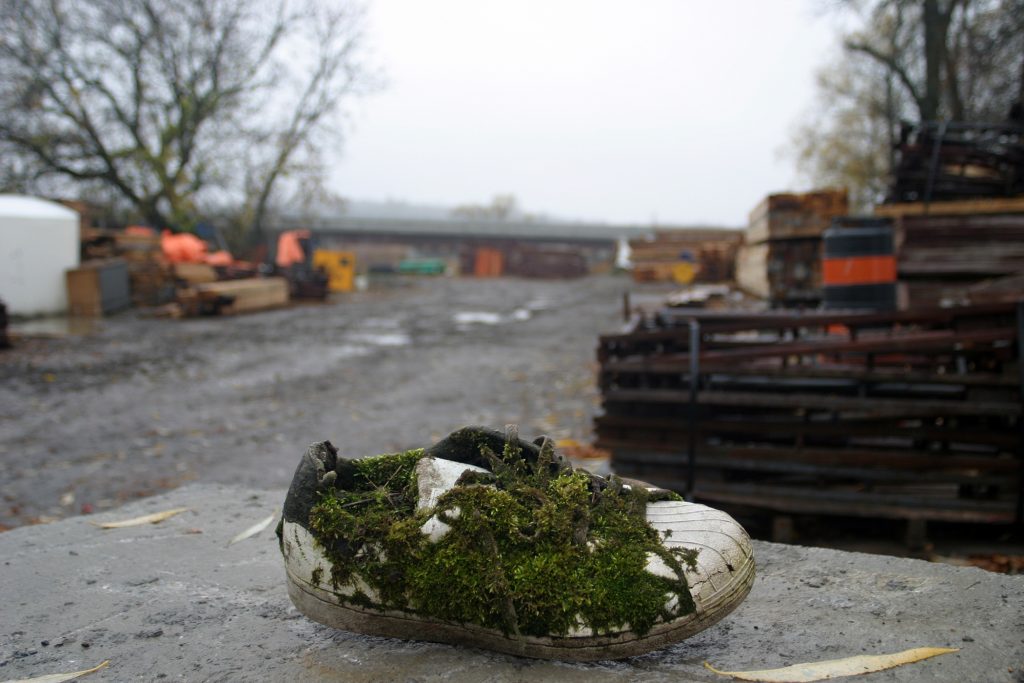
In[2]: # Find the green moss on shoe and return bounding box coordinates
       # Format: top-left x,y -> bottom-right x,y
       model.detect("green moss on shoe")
307,441 -> 698,638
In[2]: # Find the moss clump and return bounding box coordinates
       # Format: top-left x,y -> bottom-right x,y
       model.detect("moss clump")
307,440 -> 698,638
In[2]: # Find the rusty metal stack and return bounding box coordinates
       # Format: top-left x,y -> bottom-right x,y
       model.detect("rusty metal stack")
735,189 -> 848,305
595,302 -> 1023,527
889,121 -> 1024,203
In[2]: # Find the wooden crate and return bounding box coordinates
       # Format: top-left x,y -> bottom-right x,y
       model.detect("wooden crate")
66,259 -> 132,316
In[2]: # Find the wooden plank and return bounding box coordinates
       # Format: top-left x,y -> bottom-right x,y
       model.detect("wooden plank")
735,242 -> 770,299
691,483 -> 1017,523
193,277 -> 289,314
695,327 -> 1014,365
600,301 -> 1016,343
602,442 -> 1020,475
595,413 -> 1021,449
602,360 -> 1018,388
607,452 -> 1014,488
603,388 -> 1021,417
174,263 -> 218,284
610,470 -> 1017,523
600,326 -> 1016,369
874,196 -> 1024,218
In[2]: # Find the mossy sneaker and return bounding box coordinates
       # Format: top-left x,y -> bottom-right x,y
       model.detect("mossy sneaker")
278,426 -> 754,661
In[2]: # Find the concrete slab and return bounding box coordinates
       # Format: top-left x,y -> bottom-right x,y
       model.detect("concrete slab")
2,484 -> 1021,682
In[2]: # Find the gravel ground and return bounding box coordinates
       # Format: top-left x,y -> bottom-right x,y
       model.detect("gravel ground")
0,274 -> 632,531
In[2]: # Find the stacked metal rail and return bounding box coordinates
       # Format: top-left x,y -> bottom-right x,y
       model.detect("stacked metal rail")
596,302 -> 1024,525
890,121 -> 1024,203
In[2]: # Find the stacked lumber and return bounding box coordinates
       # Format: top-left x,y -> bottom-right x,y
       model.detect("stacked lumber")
114,232 -> 175,306
595,303 -> 1023,526
173,263 -> 218,285
736,189 -> 848,305
504,244 -> 587,278
628,229 -> 741,284
177,277 -> 289,316
876,197 -> 1024,307
889,121 -> 1024,203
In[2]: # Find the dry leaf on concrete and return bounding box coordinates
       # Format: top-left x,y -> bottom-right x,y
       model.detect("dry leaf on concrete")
2,659 -> 109,683
91,507 -> 188,528
704,647 -> 959,682
226,513 -> 275,546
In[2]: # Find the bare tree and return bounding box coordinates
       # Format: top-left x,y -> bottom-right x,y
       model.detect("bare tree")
0,0 -> 374,240
451,194 -> 523,221
792,0 -> 1024,205
841,0 -> 1024,122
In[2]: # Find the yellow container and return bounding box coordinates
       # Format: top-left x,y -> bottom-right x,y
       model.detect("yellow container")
312,249 -> 356,292
671,261 -> 697,285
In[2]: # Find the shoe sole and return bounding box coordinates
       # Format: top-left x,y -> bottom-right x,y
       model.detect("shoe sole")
282,501 -> 754,661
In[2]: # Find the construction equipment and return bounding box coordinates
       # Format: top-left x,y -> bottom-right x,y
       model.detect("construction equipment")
275,230 -> 328,299
312,250 -> 356,292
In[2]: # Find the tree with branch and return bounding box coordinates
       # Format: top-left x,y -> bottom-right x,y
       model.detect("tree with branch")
0,0 -> 374,243
792,0 -> 1024,208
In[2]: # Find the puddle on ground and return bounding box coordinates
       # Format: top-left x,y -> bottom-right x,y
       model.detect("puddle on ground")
348,332 -> 411,347
453,311 -> 503,326
10,316 -> 100,337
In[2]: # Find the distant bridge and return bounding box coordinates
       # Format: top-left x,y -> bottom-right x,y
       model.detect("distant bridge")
277,214 -> 664,245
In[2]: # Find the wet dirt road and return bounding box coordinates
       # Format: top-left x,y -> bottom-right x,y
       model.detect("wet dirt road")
0,275 -> 632,530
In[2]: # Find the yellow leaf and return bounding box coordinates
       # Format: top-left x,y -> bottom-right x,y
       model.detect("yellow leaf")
704,647 -> 959,682
91,507 -> 189,528
226,513 -> 275,546
3,659 -> 109,683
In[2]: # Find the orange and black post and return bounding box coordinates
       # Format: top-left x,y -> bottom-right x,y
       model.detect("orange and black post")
822,217 -> 897,311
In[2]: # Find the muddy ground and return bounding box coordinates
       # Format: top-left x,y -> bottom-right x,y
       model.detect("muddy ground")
0,275 -> 634,531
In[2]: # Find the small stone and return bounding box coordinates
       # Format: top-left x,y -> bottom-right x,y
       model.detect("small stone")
962,635 -> 974,642
40,640 -> 49,647
136,629 -> 164,639
81,643 -> 90,649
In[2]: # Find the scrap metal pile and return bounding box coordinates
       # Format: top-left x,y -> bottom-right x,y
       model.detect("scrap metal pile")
595,302 -> 1023,525
889,121 -> 1024,203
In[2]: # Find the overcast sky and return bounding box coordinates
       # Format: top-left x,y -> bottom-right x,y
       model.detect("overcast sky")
329,0 -> 844,227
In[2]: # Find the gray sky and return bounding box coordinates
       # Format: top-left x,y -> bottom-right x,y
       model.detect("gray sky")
329,0 -> 842,226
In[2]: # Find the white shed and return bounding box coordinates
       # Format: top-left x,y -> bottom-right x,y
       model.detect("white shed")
0,195 -> 80,316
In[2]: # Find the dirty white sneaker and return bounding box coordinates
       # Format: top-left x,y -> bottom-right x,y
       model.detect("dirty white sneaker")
278,426 -> 754,661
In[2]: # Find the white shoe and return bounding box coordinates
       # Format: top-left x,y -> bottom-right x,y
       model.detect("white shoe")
278,427 -> 754,661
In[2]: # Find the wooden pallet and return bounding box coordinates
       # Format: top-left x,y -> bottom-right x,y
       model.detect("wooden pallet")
595,302 -> 1024,525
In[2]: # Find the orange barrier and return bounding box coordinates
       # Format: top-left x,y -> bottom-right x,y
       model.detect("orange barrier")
474,247 -> 503,277
162,230 -> 208,263
822,255 -> 897,286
